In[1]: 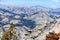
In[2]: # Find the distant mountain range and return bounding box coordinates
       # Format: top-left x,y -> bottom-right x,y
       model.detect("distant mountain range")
0,5 -> 60,40
0,5 -> 60,29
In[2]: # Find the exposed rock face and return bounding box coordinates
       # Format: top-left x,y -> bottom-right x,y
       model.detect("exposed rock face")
45,31 -> 60,40
0,5 -> 60,40
0,18 -> 58,40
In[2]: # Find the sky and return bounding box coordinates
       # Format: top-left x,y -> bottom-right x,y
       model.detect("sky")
0,0 -> 60,8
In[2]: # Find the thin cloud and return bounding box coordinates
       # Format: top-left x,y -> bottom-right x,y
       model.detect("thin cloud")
50,5 -> 57,9
52,0 -> 60,2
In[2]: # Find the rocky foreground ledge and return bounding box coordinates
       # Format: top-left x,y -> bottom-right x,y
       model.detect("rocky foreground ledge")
0,17 -> 60,40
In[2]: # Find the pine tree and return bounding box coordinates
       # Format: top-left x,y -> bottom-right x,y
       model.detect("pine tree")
1,23 -> 17,40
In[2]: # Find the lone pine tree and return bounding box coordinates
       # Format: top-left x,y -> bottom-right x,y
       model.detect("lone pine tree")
1,23 -> 17,40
